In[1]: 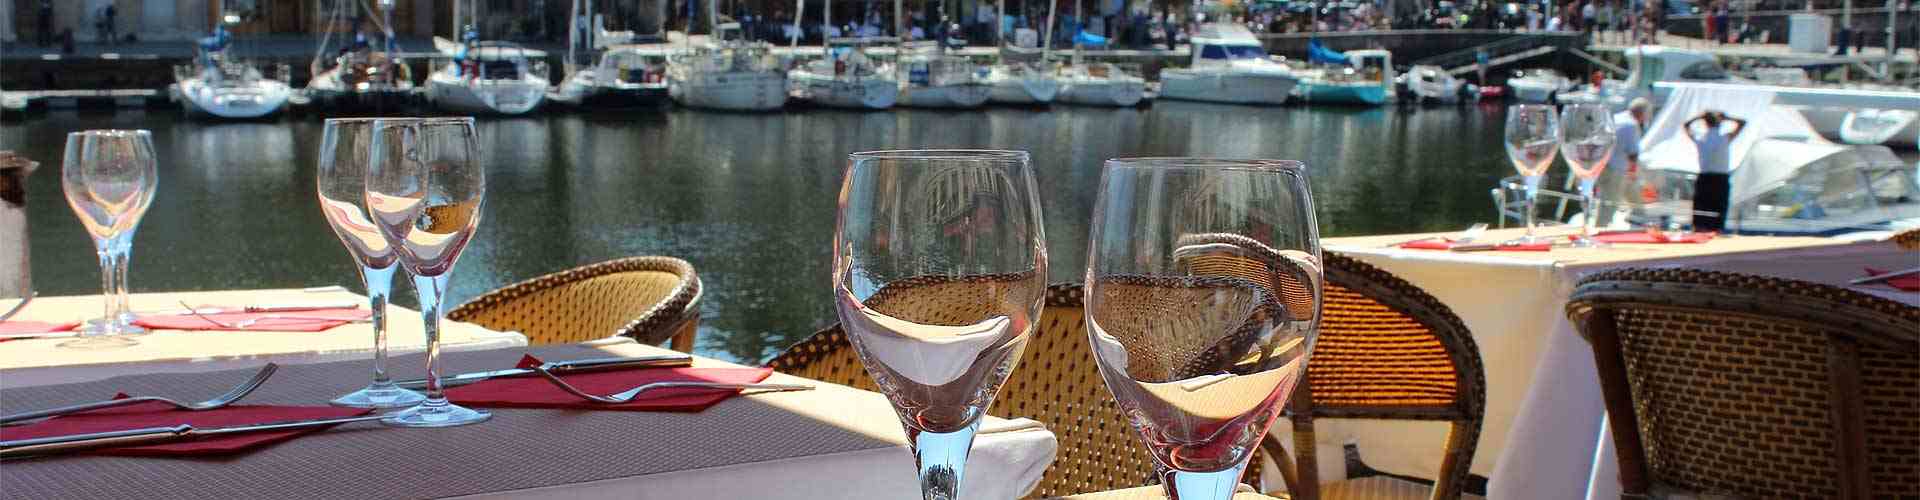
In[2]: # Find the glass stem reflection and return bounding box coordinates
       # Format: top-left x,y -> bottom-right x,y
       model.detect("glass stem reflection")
412,272 -> 451,404
1522,175 -> 1543,240
111,231 -> 133,324
1580,178 -> 1599,238
362,264 -> 397,387
1160,460 -> 1251,500
92,243 -> 118,336
909,420 -> 981,500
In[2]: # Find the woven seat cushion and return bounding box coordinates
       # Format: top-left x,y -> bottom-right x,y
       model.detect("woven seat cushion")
1309,283 -> 1459,408
449,257 -> 699,347
1315,476 -> 1484,500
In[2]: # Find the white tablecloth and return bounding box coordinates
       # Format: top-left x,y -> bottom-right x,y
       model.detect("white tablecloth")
1313,229 -> 1879,500
1,287 -> 527,387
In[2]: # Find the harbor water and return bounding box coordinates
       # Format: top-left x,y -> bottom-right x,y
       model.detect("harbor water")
2,103 -> 1514,363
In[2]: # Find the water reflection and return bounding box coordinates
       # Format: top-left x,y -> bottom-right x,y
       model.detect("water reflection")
3,105 -> 1508,363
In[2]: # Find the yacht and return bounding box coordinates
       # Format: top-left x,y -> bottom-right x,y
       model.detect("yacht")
895,42 -> 990,108
668,26 -> 788,111
425,39 -> 549,115
1508,68 -> 1572,103
1055,62 -> 1146,107
173,55 -> 293,119
1840,109 -> 1919,149
787,37 -> 898,110
985,61 -> 1060,105
1557,46 -> 1739,110
1157,23 -> 1298,105
1404,64 -> 1470,104
550,45 -> 671,109
306,50 -> 415,112
1294,49 -> 1393,106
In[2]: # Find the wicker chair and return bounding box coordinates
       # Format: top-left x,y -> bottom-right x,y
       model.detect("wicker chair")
447,256 -> 702,350
1567,268 -> 1920,499
1893,227 -> 1920,251
1172,236 -> 1484,500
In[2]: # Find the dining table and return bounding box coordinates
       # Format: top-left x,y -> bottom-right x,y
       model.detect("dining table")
0,335 -> 1060,499
1311,227 -> 1914,500
0,287 -> 527,388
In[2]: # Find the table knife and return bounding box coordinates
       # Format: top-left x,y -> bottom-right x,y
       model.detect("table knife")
394,354 -> 695,389
0,414 -> 391,460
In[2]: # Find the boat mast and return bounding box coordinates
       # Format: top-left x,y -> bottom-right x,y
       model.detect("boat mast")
1042,0 -> 1057,60
792,0 -> 805,47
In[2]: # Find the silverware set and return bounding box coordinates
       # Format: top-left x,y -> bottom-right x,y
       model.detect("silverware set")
0,353 -> 810,459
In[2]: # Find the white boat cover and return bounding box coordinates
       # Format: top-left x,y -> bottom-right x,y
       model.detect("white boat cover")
1638,83 -> 1833,206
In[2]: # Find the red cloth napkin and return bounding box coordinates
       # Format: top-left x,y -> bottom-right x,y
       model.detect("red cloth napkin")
1864,268 -> 1920,292
444,354 -> 773,412
1400,238 -> 1552,252
0,397 -> 371,457
133,307 -> 369,332
1590,230 -> 1717,244
0,321 -> 80,339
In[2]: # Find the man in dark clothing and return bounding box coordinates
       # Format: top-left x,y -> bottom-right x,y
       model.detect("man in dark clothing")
37,0 -> 53,47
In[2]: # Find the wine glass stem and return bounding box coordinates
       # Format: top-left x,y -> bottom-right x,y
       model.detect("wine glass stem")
92,246 -> 119,335
908,420 -> 981,500
111,233 -> 131,322
412,272 -> 451,403
1580,178 -> 1599,238
1522,175 -> 1542,239
361,264 -> 397,386
1159,460 -> 1252,500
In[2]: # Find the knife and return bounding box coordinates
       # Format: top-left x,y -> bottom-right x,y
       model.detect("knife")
393,354 -> 695,389
0,414 -> 391,460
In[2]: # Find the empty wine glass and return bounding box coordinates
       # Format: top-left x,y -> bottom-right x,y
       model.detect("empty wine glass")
365,117 -> 489,428
1505,104 -> 1560,244
61,130 -> 159,349
1084,158 -> 1322,500
318,118 -> 427,409
832,150 -> 1046,500
1560,104 -> 1617,247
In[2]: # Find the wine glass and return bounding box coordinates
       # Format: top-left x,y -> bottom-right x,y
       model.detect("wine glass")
60,130 -> 159,349
1084,158 -> 1322,500
365,117 -> 489,428
1505,104 -> 1560,243
1560,104 -> 1617,247
318,118 -> 428,409
831,150 -> 1046,500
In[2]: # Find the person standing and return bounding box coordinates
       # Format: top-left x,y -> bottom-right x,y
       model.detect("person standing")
1685,110 -> 1746,232
1608,98 -> 1654,205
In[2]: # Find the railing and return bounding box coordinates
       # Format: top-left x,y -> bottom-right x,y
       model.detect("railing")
1412,33 -> 1578,70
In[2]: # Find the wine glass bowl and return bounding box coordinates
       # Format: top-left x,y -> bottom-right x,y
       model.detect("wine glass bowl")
1504,105 -> 1560,243
60,129 -> 160,348
1084,158 -> 1322,500
364,117 -> 489,428
1560,104 -> 1618,246
317,118 -> 426,409
832,150 -> 1046,500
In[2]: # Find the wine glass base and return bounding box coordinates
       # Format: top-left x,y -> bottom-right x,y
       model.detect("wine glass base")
1158,459 -> 1252,500
79,318 -> 148,336
1569,237 -> 1611,248
331,383 -> 427,409
56,335 -> 139,349
382,400 -> 490,428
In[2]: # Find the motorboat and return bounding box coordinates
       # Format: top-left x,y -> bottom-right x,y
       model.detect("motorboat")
1404,64 -> 1472,103
305,50 -> 416,112
787,37 -> 898,110
1055,62 -> 1146,107
1507,68 -> 1571,103
1294,49 -> 1393,106
425,39 -> 549,115
667,26 -> 788,111
1556,46 -> 1739,110
895,42 -> 990,108
1158,23 -> 1299,105
172,56 -> 293,119
1839,109 -> 1919,149
550,45 -> 672,109
985,62 -> 1060,105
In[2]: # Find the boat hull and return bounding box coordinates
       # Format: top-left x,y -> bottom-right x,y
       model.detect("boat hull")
1299,82 -> 1388,106
176,79 -> 291,119
427,78 -> 546,115
1509,81 -> 1558,103
790,74 -> 897,109
897,83 -> 990,108
1157,71 -> 1296,105
670,71 -> 787,111
988,77 -> 1059,105
1057,79 -> 1145,107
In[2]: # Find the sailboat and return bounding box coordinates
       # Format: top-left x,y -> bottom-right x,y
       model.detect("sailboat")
172,23 -> 292,119
895,41 -> 991,108
985,61 -> 1059,105
549,1 -> 670,109
304,2 -> 414,112
425,37 -> 550,115
668,23 -> 788,111
788,37 -> 899,110
1041,0 -> 1144,107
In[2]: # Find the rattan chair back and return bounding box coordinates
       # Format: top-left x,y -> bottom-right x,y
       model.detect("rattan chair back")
1567,268 -> 1920,499
447,256 -> 702,350
1893,227 -> 1920,251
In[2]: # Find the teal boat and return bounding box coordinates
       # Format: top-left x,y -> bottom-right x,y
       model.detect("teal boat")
1294,49 -> 1395,106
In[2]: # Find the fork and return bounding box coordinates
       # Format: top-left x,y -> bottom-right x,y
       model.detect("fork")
0,292 -> 35,323
533,366 -> 812,404
0,363 -> 279,426
177,301 -> 368,329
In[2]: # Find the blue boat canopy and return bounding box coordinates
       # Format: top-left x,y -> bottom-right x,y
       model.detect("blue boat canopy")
1074,31 -> 1109,47
1308,40 -> 1348,65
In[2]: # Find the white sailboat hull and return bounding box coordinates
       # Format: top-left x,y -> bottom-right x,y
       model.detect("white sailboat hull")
898,83 -> 990,108
427,68 -> 546,115
1157,71 -> 1296,105
789,72 -> 897,109
1057,79 -> 1145,107
987,76 -> 1059,105
175,78 -> 291,119
1509,79 -> 1561,103
670,71 -> 788,111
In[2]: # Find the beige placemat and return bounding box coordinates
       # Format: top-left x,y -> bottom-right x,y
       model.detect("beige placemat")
0,342 -> 913,500
0,288 -> 518,371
